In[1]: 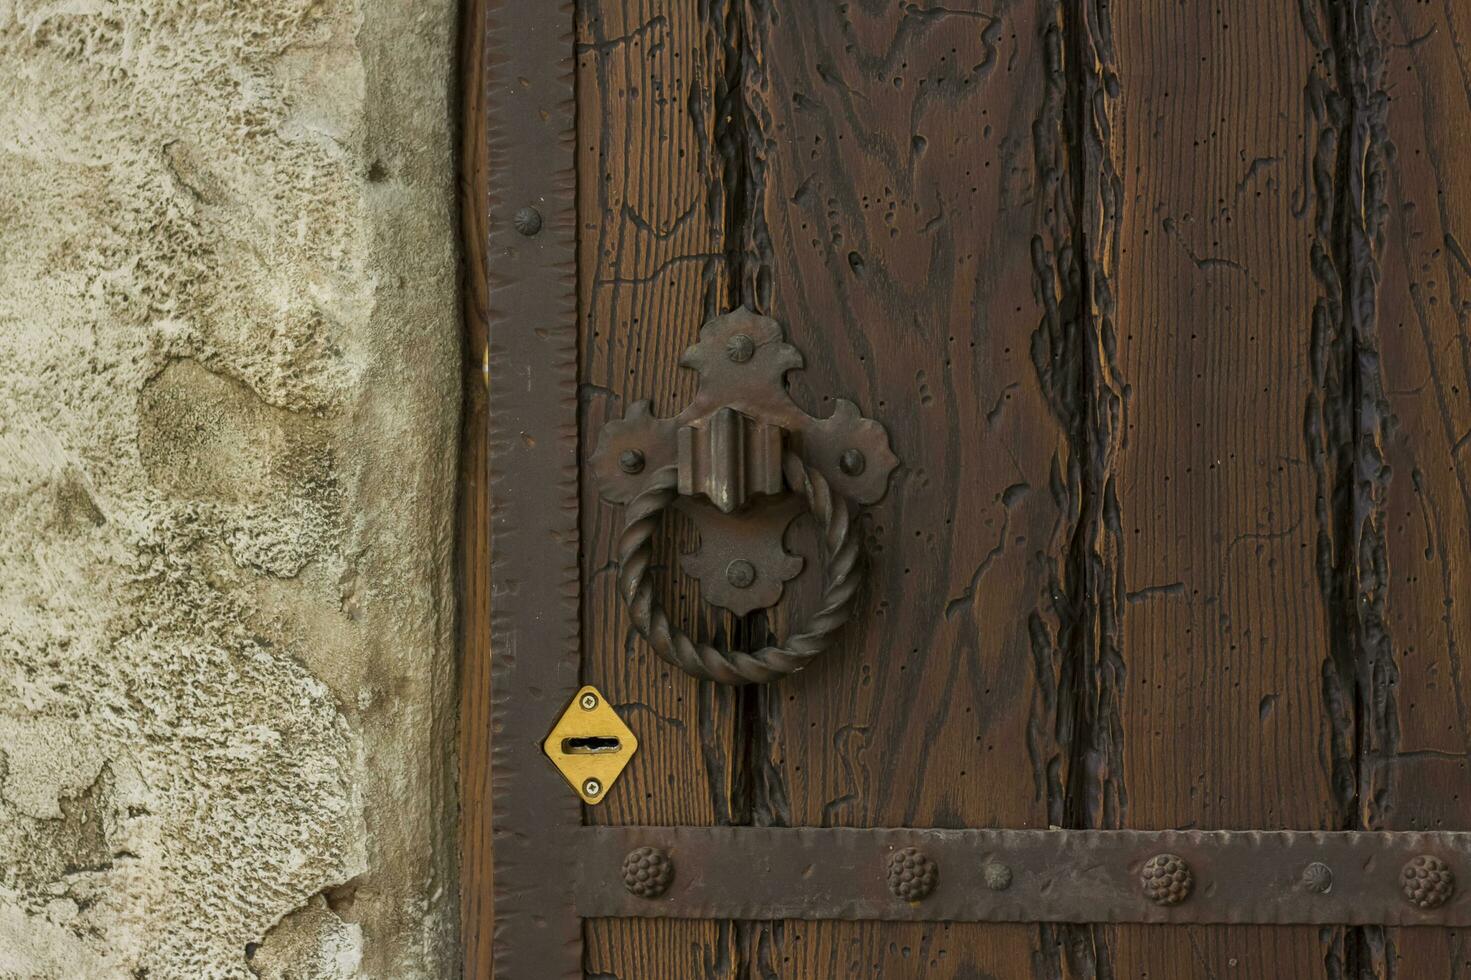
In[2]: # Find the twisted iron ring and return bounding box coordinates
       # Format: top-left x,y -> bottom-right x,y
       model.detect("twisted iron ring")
615,452 -> 862,684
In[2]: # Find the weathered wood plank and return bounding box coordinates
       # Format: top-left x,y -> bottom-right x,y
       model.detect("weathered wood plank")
1371,0 -> 1471,973
1105,0 -> 1338,975
459,0 -> 491,971
745,0 -> 1076,973
576,0 -> 745,969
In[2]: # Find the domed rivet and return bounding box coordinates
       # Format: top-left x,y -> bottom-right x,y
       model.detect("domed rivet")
1140,853 -> 1193,906
726,333 -> 756,363
839,449 -> 867,476
513,206 -> 543,236
1300,862 -> 1333,894
726,559 -> 757,589
618,449 -> 646,474
622,846 -> 674,899
982,862 -> 1012,891
886,846 -> 938,902
1401,855 -> 1455,910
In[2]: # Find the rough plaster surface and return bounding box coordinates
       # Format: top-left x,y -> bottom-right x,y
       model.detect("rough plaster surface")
0,1 -> 460,977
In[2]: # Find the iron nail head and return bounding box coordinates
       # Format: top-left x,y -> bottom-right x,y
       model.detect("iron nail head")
513,205 -> 543,236
618,449 -> 646,474
726,559 -> 757,589
726,334 -> 756,363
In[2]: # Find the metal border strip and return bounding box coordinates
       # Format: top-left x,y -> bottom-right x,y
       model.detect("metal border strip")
484,0 -> 581,976
576,827 -> 1471,926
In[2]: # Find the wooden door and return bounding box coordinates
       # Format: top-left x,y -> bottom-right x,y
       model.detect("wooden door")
470,0 -> 1471,976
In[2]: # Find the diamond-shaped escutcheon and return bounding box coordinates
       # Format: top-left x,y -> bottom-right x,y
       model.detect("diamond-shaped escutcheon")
542,685 -> 638,805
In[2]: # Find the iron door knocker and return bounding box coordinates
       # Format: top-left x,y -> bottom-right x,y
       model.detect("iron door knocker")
590,308 -> 898,684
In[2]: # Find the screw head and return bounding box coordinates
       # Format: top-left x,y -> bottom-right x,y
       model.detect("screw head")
583,778 -> 602,798
1140,853 -> 1193,906
726,333 -> 756,363
622,846 -> 674,898
1402,854 -> 1455,909
886,846 -> 938,902
1300,862 -> 1333,894
726,559 -> 757,589
839,449 -> 867,476
618,449 -> 646,474
513,205 -> 543,236
982,862 -> 1013,891
580,692 -> 598,711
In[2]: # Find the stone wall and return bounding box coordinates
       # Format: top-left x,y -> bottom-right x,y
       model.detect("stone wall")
0,1 -> 460,976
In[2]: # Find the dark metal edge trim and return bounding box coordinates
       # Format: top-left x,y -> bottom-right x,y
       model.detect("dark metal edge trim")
485,0 -> 581,977
577,827 -> 1471,926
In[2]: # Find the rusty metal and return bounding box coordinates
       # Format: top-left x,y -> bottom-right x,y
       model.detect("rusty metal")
1402,854 -> 1456,909
886,846 -> 939,902
541,685 -> 638,805
1140,853 -> 1193,906
483,0 -> 581,974
622,846 -> 675,899
590,308 -> 898,682
613,454 -> 860,684
574,826 -> 1471,925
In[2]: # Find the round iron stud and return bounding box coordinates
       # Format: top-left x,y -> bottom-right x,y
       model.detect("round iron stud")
1140,853 -> 1193,906
726,333 -> 756,363
513,205 -> 543,236
1300,862 -> 1333,894
839,449 -> 867,476
1401,855 -> 1455,910
726,559 -> 757,589
622,846 -> 674,899
982,862 -> 1013,892
618,449 -> 646,474
886,846 -> 938,902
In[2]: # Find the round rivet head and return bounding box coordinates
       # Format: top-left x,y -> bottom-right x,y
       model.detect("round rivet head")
982,862 -> 1013,891
726,333 -> 756,363
839,449 -> 867,476
1401,855 -> 1455,909
726,559 -> 757,589
1300,862 -> 1333,894
622,846 -> 674,899
513,205 -> 542,236
618,449 -> 646,474
1140,853 -> 1193,906
886,846 -> 938,902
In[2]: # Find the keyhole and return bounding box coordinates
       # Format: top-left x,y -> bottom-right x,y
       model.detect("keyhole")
562,735 -> 622,754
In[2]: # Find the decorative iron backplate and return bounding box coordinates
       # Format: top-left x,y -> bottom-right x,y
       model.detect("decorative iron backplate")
575,827 -> 1471,925
590,308 -> 898,616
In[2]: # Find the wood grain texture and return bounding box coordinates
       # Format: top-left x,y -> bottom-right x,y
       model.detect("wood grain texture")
458,0 -> 491,971
745,0 -> 1076,974
1103,0 -> 1339,975
575,0 -> 747,972
1365,0 -> 1471,974
556,0 -> 1471,976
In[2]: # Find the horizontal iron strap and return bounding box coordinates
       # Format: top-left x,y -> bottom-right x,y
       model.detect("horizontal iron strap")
575,826 -> 1471,925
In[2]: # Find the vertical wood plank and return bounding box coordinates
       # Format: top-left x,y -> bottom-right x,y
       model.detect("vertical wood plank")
746,1 -> 1077,973
1105,0 -> 1337,975
1369,0 -> 1471,973
575,0 -> 744,971
459,0 -> 491,971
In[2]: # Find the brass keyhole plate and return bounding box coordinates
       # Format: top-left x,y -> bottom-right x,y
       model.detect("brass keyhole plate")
542,685 -> 638,805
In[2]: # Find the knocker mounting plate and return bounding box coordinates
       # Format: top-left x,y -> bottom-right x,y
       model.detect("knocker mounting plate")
591,309 -> 898,618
